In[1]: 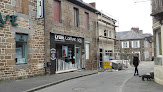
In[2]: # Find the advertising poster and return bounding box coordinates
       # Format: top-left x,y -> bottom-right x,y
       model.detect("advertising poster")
62,46 -> 68,57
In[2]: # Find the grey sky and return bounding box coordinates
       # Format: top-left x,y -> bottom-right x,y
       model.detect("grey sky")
83,0 -> 152,34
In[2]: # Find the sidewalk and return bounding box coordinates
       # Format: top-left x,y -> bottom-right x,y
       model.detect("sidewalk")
124,75 -> 163,92
0,70 -> 98,92
123,61 -> 163,92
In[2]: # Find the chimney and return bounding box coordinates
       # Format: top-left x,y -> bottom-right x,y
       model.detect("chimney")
89,2 -> 96,8
131,27 -> 142,34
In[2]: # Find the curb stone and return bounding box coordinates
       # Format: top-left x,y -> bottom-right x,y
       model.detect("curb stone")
24,72 -> 98,92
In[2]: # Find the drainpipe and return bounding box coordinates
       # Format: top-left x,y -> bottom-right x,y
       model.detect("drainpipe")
43,0 -> 47,75
95,11 -> 101,70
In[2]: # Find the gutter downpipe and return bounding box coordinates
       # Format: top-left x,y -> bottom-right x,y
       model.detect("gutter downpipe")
95,11 -> 100,70
43,0 -> 47,75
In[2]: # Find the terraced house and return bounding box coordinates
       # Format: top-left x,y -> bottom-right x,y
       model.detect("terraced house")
0,0 -> 99,80
45,0 -> 98,74
0,0 -> 45,80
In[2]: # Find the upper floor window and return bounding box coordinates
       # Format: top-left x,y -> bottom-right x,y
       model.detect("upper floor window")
54,0 -> 61,23
16,0 -> 29,14
85,12 -> 89,30
104,30 -> 108,37
132,41 -> 140,48
74,8 -> 79,27
122,41 -> 129,48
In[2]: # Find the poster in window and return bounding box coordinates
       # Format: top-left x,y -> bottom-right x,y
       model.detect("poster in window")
62,46 -> 68,57
16,48 -> 22,58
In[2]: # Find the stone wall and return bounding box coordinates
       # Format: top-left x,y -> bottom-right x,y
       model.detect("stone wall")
0,0 -> 45,80
45,0 -> 98,70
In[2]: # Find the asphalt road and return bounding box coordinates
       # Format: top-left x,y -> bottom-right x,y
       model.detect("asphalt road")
37,61 -> 158,92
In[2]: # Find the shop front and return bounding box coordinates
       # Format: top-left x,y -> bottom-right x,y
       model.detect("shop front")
50,33 -> 85,74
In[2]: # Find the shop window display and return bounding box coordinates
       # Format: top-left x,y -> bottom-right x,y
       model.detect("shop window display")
56,44 -> 77,71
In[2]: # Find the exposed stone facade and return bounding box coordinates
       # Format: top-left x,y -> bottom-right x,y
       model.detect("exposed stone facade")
116,39 -> 145,61
144,38 -> 153,61
45,0 -> 98,71
0,0 -> 45,80
97,13 -> 116,62
151,0 -> 163,85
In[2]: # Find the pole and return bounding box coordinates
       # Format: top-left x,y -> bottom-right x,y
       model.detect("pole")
43,0 -> 47,75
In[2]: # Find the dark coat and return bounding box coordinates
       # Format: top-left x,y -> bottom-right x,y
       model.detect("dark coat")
133,56 -> 139,66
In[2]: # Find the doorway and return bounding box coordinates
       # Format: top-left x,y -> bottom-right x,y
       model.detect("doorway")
75,47 -> 81,69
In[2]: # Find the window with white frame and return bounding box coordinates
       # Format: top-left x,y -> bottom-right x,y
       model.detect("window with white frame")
132,40 -> 140,48
122,41 -> 129,48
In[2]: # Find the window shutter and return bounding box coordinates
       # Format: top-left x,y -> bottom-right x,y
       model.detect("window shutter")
127,41 -> 129,48
22,0 -> 29,14
54,0 -> 60,22
16,0 -> 22,13
137,41 -> 140,48
85,43 -> 89,59
121,42 -> 124,48
85,12 -> 89,30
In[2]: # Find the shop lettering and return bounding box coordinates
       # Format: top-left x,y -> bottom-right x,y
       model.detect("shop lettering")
65,36 -> 76,41
55,34 -> 83,43
0,13 -> 18,27
55,35 -> 65,41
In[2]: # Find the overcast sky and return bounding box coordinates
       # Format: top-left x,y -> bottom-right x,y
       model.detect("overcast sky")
83,0 -> 152,34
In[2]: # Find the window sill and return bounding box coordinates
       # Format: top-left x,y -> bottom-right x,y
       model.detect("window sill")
13,64 -> 29,70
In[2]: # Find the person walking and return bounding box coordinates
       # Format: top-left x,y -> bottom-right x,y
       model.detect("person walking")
133,54 -> 139,76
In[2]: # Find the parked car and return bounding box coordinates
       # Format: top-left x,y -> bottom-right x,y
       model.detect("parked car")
110,60 -> 123,70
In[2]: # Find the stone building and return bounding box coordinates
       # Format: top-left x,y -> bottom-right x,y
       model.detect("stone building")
116,28 -> 145,61
0,0 -> 45,80
45,0 -> 98,74
116,28 -> 153,62
143,34 -> 153,61
151,0 -> 163,85
97,12 -> 116,68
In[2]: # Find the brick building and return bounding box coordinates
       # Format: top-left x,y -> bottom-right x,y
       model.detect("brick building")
45,0 -> 98,74
0,0 -> 45,80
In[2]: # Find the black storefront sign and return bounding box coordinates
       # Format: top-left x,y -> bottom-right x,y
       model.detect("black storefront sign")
50,33 -> 84,74
54,34 -> 83,43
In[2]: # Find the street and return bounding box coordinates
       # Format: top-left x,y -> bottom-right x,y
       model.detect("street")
37,61 -> 163,92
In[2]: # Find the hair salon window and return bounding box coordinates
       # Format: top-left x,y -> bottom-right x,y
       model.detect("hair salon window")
15,34 -> 28,64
